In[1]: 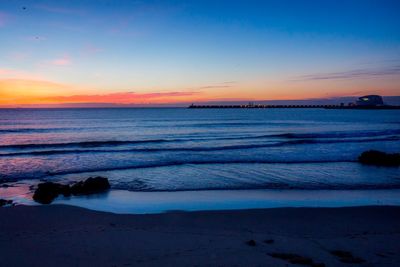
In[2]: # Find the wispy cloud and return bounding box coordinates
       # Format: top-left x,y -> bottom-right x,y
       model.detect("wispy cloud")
0,69 -> 11,75
221,81 -> 237,84
108,19 -> 144,37
194,81 -> 237,90
0,12 -> 8,27
197,85 -> 233,89
81,44 -> 103,56
292,65 -> 400,81
0,69 -> 43,80
49,55 -> 71,66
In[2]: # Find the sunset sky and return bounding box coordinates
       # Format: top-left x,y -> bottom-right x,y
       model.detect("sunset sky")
0,0 -> 399,107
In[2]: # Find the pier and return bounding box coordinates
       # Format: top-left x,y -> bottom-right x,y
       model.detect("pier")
188,104 -> 400,109
188,96 -> 400,109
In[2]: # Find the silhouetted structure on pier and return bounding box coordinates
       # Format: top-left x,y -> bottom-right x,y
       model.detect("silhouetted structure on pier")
355,95 -> 384,106
188,95 -> 400,109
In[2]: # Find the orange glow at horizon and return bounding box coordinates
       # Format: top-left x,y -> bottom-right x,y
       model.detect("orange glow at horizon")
0,79 -> 72,105
1,78 -> 399,107
0,79 -> 205,106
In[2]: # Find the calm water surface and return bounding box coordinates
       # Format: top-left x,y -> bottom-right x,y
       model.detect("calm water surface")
0,108 -> 399,193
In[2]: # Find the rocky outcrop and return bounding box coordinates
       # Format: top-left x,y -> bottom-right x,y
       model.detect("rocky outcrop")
70,177 -> 110,195
32,177 -> 110,204
32,182 -> 71,204
358,150 -> 400,166
0,199 -> 13,207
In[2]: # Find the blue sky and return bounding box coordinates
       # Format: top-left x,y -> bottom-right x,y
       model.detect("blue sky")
0,0 -> 399,106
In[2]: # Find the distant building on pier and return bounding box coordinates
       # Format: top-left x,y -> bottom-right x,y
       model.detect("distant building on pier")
355,95 -> 384,107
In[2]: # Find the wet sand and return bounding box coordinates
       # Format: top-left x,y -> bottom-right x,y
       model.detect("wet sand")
1,205 -> 399,266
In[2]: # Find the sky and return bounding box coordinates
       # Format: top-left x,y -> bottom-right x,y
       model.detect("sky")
0,0 -> 399,107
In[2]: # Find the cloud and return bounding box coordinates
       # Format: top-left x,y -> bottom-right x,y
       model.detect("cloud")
82,44 -> 103,56
0,79 -> 71,91
0,69 -> 43,80
0,12 -> 8,27
8,52 -> 29,61
0,69 -> 12,75
292,65 -> 400,81
49,55 -> 71,66
197,85 -> 233,89
221,81 -> 237,84
108,19 -> 144,37
193,81 -> 237,90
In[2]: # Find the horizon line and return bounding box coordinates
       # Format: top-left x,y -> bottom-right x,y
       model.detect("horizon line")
1,95 -> 400,109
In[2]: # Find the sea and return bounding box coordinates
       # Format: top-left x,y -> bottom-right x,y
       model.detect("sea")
0,108 -> 399,213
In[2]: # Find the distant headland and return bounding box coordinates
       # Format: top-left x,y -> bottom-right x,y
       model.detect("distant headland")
188,95 -> 400,109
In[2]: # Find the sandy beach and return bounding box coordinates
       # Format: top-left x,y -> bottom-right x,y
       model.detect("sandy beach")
1,205 -> 399,266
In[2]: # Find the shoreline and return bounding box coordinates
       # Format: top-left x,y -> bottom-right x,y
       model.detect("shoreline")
1,205 -> 399,266
3,185 -> 400,214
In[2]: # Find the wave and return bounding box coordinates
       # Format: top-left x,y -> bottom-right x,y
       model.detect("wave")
0,125 -> 150,134
277,129 -> 400,139
0,122 -> 292,133
7,159 -> 398,191
0,139 -> 170,150
0,127 -> 100,134
42,159 -> 356,177
0,136 -> 269,150
113,183 -> 400,192
0,134 -> 276,150
1,127 -> 399,150
0,159 -> 358,182
174,122 -> 271,127
0,136 -> 398,157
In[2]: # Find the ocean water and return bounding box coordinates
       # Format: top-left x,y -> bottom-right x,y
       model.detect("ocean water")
0,108 -> 399,194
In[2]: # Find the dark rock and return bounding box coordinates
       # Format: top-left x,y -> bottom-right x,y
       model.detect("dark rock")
32,177 -> 110,204
70,177 -> 110,196
0,199 -> 13,207
58,184 -> 72,197
33,182 -> 71,204
358,150 -> 400,166
245,240 -> 256,246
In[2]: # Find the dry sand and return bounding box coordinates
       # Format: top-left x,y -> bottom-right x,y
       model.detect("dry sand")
1,205 -> 399,266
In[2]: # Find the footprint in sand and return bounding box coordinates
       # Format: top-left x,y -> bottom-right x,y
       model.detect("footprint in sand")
267,252 -> 325,267
330,250 -> 365,264
245,240 -> 256,246
264,239 -> 274,244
